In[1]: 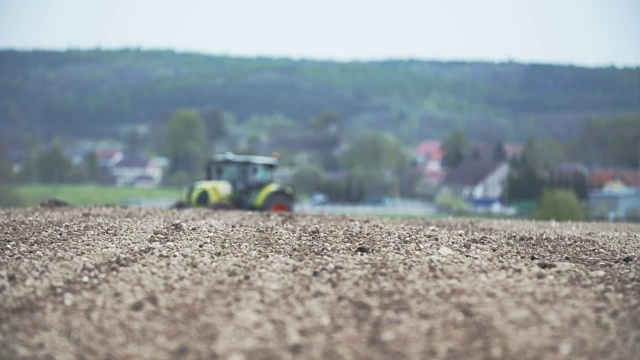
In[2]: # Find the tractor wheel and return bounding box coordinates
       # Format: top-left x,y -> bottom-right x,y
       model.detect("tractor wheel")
264,193 -> 293,212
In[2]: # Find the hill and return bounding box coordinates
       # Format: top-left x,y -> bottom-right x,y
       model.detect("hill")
1,49 -> 639,143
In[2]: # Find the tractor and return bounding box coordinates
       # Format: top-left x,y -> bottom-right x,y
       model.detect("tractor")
178,152 -> 294,212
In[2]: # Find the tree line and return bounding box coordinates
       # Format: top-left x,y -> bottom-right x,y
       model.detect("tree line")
1,49 -> 638,146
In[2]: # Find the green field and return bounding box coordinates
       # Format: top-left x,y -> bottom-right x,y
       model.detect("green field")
10,185 -> 183,207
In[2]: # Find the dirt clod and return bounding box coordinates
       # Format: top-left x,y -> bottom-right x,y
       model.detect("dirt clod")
38,198 -> 70,208
537,262 -> 557,270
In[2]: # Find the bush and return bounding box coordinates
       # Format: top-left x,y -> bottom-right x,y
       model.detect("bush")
532,188 -> 583,221
435,189 -> 469,214
289,164 -> 327,197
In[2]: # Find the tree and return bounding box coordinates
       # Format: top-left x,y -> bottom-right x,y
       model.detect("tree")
0,143 -> 13,185
164,109 -> 205,182
83,151 -> 102,183
0,142 -> 22,207
532,188 -> 584,221
37,140 -> 72,183
569,116 -> 640,167
493,141 -> 507,161
308,110 -> 341,133
290,164 -> 328,197
441,129 -> 470,168
506,155 -> 544,202
341,131 -> 408,198
124,129 -> 144,157
201,107 -> 229,154
522,138 -> 565,171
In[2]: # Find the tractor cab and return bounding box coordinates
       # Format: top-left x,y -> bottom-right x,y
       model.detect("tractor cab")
182,152 -> 294,212
207,153 -> 276,186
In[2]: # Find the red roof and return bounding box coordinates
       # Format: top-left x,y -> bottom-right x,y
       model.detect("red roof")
504,143 -> 524,158
95,149 -> 121,159
415,140 -> 443,161
587,169 -> 640,189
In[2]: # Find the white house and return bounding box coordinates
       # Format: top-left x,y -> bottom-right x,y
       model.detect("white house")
442,161 -> 509,202
111,157 -> 166,187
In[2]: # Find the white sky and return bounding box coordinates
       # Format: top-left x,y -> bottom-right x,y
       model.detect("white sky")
1,0 -> 639,66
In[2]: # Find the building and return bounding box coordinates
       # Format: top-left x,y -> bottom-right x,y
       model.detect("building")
587,169 -> 640,221
442,161 -> 509,204
587,169 -> 640,190
111,157 -> 166,187
414,140 -> 445,185
589,187 -> 640,221
95,149 -> 123,168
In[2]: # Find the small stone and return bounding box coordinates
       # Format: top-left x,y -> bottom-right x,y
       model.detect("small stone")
165,242 -> 175,248
63,293 -> 74,306
82,276 -> 89,283
250,251 -> 258,257
131,300 -> 144,312
320,315 -> 331,326
559,343 -> 572,355
381,330 -> 395,341
438,246 -> 453,256
591,270 -> 606,277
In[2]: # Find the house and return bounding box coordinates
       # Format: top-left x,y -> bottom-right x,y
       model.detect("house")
111,157 -> 166,187
587,169 -> 640,221
589,187 -> 640,221
414,140 -> 445,184
587,169 -> 640,190
95,149 -> 123,168
504,143 -> 524,159
442,161 -> 509,204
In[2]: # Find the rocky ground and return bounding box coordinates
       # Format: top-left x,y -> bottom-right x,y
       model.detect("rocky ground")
1,207 -> 639,359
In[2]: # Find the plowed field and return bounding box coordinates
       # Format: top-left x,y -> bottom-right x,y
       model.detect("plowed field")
1,207 -> 639,359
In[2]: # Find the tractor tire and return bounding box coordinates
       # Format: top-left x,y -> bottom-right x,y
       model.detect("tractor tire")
263,193 -> 293,212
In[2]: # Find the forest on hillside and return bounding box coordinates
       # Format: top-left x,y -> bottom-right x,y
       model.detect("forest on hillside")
1,49 -> 639,145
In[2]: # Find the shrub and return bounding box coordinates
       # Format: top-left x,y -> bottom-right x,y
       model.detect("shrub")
435,189 -> 469,214
532,188 -> 583,221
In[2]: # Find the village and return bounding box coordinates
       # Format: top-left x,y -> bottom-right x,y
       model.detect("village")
5,135 -> 639,221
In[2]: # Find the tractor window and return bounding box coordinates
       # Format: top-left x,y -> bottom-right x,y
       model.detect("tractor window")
211,163 -> 242,182
248,164 -> 273,184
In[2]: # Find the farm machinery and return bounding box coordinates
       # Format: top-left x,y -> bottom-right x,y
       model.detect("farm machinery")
177,152 -> 294,212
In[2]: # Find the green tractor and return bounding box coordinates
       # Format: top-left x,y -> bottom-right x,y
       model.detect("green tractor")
178,152 -> 294,212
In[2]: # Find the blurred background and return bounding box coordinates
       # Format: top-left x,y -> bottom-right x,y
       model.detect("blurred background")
1,0 -> 639,221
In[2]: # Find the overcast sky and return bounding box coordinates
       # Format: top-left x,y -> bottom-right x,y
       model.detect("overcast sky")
1,0 -> 639,66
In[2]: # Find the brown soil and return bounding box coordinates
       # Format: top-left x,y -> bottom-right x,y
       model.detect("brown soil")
1,207 -> 639,359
